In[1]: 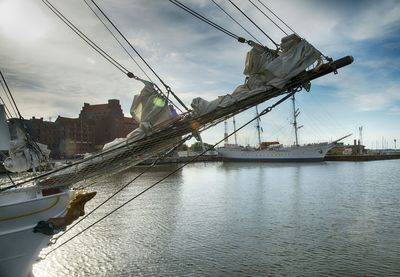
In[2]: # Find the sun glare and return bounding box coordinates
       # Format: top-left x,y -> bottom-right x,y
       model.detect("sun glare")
0,0 -> 50,43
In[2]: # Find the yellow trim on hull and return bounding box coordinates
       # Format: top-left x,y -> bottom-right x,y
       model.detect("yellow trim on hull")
0,196 -> 61,222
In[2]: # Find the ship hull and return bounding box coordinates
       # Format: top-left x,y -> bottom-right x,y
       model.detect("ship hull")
217,143 -> 333,162
0,187 -> 72,277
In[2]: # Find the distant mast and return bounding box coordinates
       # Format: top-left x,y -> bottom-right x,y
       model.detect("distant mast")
224,120 -> 229,145
255,106 -> 262,147
292,95 -> 303,146
233,116 -> 238,145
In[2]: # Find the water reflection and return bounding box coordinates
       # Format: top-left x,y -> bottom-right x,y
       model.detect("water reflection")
32,160 -> 400,276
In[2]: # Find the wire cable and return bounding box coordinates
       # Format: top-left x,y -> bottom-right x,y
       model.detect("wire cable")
228,0 -> 279,48
44,1 -> 186,114
256,0 -> 298,36
82,0 -> 154,83
170,0 -> 246,43
248,0 -> 288,36
85,1 -> 184,114
0,70 -> 21,118
40,90 -> 297,258
0,70 -> 51,167
255,0 -> 329,59
210,0 -> 262,44
49,135 -> 191,245
89,0 -> 189,112
42,0 -> 130,76
0,82 -> 15,119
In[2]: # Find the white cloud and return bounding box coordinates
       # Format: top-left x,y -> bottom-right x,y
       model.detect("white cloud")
1,0 -> 399,145
0,0 -> 51,43
389,106 -> 400,114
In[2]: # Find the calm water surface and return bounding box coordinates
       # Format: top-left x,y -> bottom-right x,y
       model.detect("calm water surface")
33,160 -> 400,276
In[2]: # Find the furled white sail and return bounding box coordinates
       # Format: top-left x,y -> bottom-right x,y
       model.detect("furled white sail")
191,34 -> 320,116
37,81 -> 181,188
3,127 -> 51,173
103,80 -> 178,149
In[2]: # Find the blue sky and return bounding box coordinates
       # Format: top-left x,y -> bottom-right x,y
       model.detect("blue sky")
0,0 -> 399,149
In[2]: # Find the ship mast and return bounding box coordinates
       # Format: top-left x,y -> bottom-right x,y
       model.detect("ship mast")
233,116 -> 238,145
224,120 -> 229,145
291,95 -> 303,146
255,105 -> 262,147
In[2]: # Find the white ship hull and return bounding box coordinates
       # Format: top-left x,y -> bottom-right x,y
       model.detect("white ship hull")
0,187 -> 72,277
217,143 -> 333,162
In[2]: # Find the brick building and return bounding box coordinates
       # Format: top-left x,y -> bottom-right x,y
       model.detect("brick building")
327,140 -> 366,156
10,99 -> 138,159
9,117 -> 60,152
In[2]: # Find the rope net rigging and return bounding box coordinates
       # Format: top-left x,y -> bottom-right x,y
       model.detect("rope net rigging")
1,0 -> 354,256
41,89 -> 299,258
1,54 -> 352,193
1,1 -> 353,193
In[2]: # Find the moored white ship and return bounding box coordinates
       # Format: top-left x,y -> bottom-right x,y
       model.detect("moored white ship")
217,96 -> 346,162
217,142 -> 333,162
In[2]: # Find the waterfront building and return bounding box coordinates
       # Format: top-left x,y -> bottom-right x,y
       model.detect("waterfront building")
8,99 -> 138,159
327,140 -> 366,156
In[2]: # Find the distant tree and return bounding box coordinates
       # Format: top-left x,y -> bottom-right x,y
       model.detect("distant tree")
204,143 -> 215,150
190,142 -> 203,152
190,142 -> 214,152
178,143 -> 189,151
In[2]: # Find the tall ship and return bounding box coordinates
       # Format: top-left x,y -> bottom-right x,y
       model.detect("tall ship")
0,1 -> 353,276
217,96 -> 345,162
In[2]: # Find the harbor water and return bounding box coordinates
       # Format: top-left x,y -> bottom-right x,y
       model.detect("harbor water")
32,160 -> 400,276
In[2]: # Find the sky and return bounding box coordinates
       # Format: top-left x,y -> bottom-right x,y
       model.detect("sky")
0,0 -> 399,149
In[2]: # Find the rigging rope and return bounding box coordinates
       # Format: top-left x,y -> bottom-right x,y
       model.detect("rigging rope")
42,0 -> 184,114
228,0 -> 279,48
256,0 -> 298,36
0,83 -> 14,119
42,0 -> 131,77
89,0 -> 189,113
254,0 -> 330,59
1,54 -> 354,192
49,135 -> 191,244
0,152 -> 17,188
0,70 -> 22,119
170,0 -> 247,44
210,0 -> 262,44
248,0 -> 288,36
40,89 -> 298,259
82,1 -> 184,114
0,70 -> 50,183
82,0 -> 154,83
